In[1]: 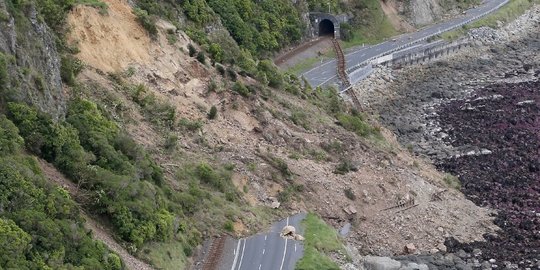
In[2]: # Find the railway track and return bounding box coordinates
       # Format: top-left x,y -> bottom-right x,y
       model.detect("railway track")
331,39 -> 362,109
202,235 -> 227,270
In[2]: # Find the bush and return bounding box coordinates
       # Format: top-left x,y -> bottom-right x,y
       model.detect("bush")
196,52 -> 206,64
0,115 -> 23,155
443,174 -> 461,190
0,52 -> 8,92
257,60 -> 283,88
226,67 -> 237,81
337,113 -> 381,138
232,81 -> 249,97
133,7 -> 158,38
60,55 -> 84,86
216,64 -> 225,75
208,105 -> 218,119
188,44 -> 197,57
208,43 -> 224,63
333,159 -> 356,175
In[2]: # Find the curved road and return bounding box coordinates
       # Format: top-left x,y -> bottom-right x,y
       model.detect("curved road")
221,213 -> 306,270
301,0 -> 509,88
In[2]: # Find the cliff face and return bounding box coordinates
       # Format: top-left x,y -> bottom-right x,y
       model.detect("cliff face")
0,0 -> 65,120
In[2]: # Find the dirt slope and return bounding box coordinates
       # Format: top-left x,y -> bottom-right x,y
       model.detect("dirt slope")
66,0 -> 500,265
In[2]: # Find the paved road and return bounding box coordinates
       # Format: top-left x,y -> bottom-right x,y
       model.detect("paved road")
224,213 -> 306,270
301,0 -> 509,88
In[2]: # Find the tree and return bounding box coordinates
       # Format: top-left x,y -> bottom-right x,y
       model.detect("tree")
0,218 -> 31,267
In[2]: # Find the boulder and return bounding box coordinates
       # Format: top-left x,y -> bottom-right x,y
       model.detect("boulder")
364,256 -> 401,270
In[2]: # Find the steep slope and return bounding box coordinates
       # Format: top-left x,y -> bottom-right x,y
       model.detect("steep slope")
65,1 -> 499,268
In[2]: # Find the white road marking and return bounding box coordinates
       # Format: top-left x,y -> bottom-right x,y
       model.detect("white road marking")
237,239 -> 246,270
264,235 -> 267,241
294,243 -> 297,252
230,240 -> 242,270
259,264 -> 262,270
262,248 -> 265,255
279,217 -> 290,270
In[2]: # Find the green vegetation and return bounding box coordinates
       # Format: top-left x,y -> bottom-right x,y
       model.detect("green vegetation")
0,114 -> 122,269
342,0 -> 398,47
443,173 -> 461,190
333,159 -> 355,175
208,105 -> 218,119
442,0 -> 539,40
133,7 -> 158,38
206,0 -> 304,57
337,111 -> 382,139
296,213 -> 343,270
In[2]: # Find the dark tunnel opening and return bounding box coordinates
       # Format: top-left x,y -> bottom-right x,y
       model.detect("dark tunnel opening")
319,19 -> 335,37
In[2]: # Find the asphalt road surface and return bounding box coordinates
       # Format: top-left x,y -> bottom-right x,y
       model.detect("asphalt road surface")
223,213 -> 307,270
301,0 -> 509,88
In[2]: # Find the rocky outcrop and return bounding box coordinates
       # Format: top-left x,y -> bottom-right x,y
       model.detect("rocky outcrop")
0,0 -> 65,120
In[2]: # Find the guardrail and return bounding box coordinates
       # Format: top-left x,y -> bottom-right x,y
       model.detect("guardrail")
346,0 -> 510,75
387,39 -> 471,67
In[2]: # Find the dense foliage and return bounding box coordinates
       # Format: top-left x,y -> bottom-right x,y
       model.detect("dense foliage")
207,0 -> 304,56
5,99 -> 238,251
0,115 -> 123,269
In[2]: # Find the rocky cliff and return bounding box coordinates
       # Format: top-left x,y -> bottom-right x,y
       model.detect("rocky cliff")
0,0 -> 65,120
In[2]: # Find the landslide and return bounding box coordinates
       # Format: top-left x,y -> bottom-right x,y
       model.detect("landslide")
66,0 -> 498,268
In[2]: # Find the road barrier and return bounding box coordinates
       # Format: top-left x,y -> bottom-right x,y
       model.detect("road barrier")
346,0 -> 510,75
387,39 -> 471,67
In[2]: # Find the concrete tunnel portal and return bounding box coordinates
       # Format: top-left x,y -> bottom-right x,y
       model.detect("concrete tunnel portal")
319,19 -> 335,37
310,12 -> 341,39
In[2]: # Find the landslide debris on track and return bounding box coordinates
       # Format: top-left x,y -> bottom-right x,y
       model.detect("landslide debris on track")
66,0 -> 500,267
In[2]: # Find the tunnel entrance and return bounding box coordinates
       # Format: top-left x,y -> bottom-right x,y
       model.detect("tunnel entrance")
319,19 -> 335,37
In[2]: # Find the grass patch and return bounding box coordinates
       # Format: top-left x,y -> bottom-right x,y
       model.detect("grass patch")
296,213 -> 343,270
287,50 -> 336,75
137,241 -> 189,270
76,0 -> 108,14
336,112 -> 382,139
342,0 -> 398,48
443,173 -> 461,189
442,0 -> 539,40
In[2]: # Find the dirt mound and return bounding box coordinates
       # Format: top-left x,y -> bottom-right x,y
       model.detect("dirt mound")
67,0 -> 153,72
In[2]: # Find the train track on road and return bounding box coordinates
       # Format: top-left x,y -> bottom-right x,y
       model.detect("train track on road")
331,38 -> 362,110
202,235 -> 226,270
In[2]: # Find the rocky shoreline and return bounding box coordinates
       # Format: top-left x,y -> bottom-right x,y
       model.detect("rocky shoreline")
351,5 -> 540,270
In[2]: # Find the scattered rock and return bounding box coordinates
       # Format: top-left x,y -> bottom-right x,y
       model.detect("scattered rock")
364,256 -> 401,270
404,243 -> 417,254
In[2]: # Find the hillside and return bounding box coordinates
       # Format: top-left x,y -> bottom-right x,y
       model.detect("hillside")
0,0 -> 501,269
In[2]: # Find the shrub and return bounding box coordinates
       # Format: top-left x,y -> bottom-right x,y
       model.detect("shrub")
188,44 -> 197,57
133,7 -> 158,38
226,67 -> 237,81
0,52 -> 8,92
336,113 -> 381,138
333,159 -> 356,175
223,220 -> 234,232
0,115 -> 23,155
208,105 -> 218,119
208,43 -> 224,63
164,134 -> 178,150
178,118 -> 203,131
60,55 -> 84,86
232,81 -> 249,97
443,174 -> 461,189
215,64 -> 225,75
196,52 -> 206,64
